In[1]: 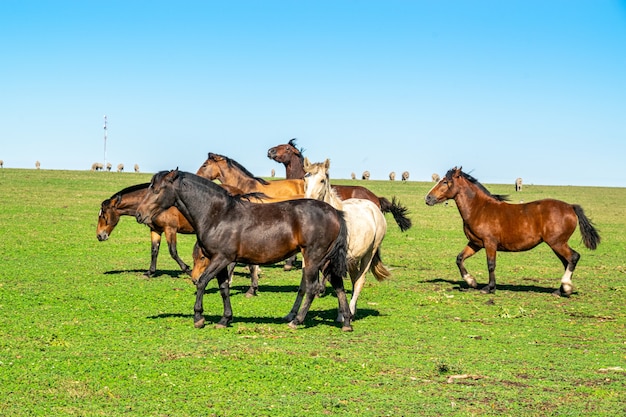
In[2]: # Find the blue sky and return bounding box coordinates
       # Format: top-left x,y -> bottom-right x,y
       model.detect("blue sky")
1,1 -> 625,186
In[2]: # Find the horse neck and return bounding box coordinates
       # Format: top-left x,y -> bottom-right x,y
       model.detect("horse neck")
115,191 -> 146,215
318,179 -> 343,210
219,164 -> 258,189
285,156 -> 306,179
174,177 -> 231,226
452,178 -> 492,220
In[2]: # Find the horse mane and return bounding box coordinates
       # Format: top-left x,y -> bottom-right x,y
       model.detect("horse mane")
447,168 -> 510,202
212,153 -> 270,185
178,171 -> 257,205
105,182 -> 150,206
287,138 -> 305,158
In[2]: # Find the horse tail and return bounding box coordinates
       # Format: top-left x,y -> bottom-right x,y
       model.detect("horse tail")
378,196 -> 412,232
369,248 -> 392,282
573,204 -> 601,250
325,211 -> 349,279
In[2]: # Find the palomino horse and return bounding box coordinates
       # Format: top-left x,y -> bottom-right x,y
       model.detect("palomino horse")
425,167 -> 601,296
135,169 -> 353,331
303,158 -> 390,322
267,139 -> 412,232
97,183 -> 261,295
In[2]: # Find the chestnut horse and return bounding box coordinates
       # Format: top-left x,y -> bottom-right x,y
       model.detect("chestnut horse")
197,152 -> 304,198
267,139 -> 412,232
135,169 -> 353,331
425,167 -> 601,296
303,158 -> 390,322
97,183 -> 261,294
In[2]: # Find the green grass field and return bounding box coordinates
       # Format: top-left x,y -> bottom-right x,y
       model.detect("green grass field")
0,168 -> 624,416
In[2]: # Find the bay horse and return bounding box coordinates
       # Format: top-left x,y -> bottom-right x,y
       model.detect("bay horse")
303,158 -> 390,322
425,167 -> 601,296
267,139 -> 412,232
135,169 -> 353,331
97,183 -> 261,295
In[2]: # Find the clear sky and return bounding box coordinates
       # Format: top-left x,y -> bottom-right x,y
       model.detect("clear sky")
1,1 -> 625,186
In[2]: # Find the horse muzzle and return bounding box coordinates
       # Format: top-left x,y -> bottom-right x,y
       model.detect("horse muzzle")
267,149 -> 277,159
135,212 -> 150,225
425,194 -> 439,206
97,231 -> 109,241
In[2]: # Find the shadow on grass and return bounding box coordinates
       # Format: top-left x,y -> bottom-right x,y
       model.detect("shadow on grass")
103,269 -> 190,279
422,277 -> 562,294
147,308 -> 381,329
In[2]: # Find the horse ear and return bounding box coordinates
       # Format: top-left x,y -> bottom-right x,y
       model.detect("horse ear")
324,159 -> 330,170
167,168 -> 180,182
303,157 -> 311,169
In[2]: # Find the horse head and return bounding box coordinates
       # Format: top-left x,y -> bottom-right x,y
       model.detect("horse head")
136,169 -> 180,225
196,153 -> 224,180
425,166 -> 463,205
97,196 -> 122,241
267,138 -> 303,163
303,157 -> 334,202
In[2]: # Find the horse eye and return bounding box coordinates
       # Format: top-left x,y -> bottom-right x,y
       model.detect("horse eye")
304,173 -> 311,178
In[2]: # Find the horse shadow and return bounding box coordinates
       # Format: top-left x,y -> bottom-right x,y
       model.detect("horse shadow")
147,308 -> 380,329
422,277 -> 562,295
104,269 -> 190,279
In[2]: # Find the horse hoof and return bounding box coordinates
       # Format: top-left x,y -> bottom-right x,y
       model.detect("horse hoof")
194,319 -> 205,328
341,325 -> 353,332
480,287 -> 495,294
245,291 -> 257,298
283,264 -> 293,271
288,321 -> 298,330
215,323 -> 227,329
282,314 -> 295,322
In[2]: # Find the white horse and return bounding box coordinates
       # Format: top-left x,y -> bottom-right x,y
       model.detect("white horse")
303,157 -> 390,322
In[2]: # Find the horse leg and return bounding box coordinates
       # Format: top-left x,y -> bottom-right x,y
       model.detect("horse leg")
456,243 -> 481,288
481,245 -> 498,294
145,230 -> 161,277
283,269 -> 307,322
215,267 -> 234,328
284,254 -> 297,271
245,265 -> 260,298
165,227 -> 191,276
288,265 -> 322,329
338,265 -> 361,322
193,257 -> 232,329
330,271 -> 353,332
550,243 -> 580,297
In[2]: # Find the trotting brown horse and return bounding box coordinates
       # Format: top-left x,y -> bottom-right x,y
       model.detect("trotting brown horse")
267,139 -> 412,232
425,167 -> 600,296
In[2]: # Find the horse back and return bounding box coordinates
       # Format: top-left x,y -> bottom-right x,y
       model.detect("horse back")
332,185 -> 381,208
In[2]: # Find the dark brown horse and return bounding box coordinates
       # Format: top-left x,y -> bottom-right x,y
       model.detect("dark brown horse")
135,169 -> 353,331
267,139 -> 412,232
425,167 -> 601,296
97,183 -> 261,295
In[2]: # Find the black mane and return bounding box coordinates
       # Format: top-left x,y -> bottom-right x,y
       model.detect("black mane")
447,168 -> 510,202
213,153 -> 270,185
287,138 -> 305,158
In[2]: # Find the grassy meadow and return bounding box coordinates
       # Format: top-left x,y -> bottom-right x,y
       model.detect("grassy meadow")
0,168 -> 624,416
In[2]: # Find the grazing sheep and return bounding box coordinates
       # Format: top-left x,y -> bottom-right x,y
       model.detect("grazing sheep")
389,171 -> 396,181
401,171 -> 409,181
134,164 -> 140,173
0,160 -> 3,168
91,162 -> 103,171
35,161 -> 41,170
271,168 -> 275,178
362,171 -> 370,180
515,177 -> 523,192
351,172 -> 356,180
432,173 -> 440,182
117,163 -> 124,172
106,163 -> 112,171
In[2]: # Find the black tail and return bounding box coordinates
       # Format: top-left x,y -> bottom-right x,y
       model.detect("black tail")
379,196 -> 412,232
573,205 -> 601,250
324,212 -> 349,279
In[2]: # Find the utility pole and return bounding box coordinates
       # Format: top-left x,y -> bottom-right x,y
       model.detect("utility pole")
103,115 -> 107,167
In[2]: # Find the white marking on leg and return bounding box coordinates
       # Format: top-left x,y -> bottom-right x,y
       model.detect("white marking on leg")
463,274 -> 477,288
561,269 -> 574,295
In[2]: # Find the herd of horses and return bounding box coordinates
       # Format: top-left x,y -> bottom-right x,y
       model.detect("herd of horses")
97,139 -> 601,332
